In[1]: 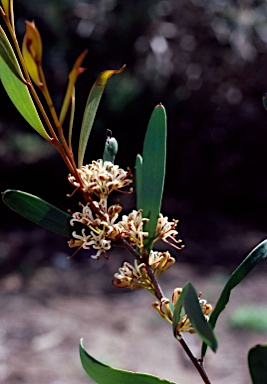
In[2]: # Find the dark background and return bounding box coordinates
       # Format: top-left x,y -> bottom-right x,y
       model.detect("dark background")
1,0 -> 267,275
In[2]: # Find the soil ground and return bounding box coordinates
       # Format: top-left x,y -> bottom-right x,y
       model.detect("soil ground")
1,256 -> 267,384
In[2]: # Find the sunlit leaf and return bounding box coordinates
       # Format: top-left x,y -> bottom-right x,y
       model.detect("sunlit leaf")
0,26 -> 23,80
68,87 -> 75,150
78,64 -> 125,168
2,189 -> 72,237
173,282 -> 218,352
1,0 -> 14,27
59,50 -> 87,126
80,339 -> 176,384
135,154 -> 143,209
0,29 -> 50,140
141,104 -> 167,253
22,20 -> 43,87
201,239 -> 267,359
1,0 -> 10,17
248,344 -> 267,384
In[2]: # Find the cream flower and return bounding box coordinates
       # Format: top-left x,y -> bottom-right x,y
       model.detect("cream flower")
113,260 -> 152,290
68,159 -> 132,198
153,288 -> 212,333
68,201 -> 123,259
119,209 -> 149,250
154,213 -> 183,250
149,250 -> 175,277
173,288 -> 212,333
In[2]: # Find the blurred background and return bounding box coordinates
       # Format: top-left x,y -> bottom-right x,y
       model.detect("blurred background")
2,0 -> 267,270
1,1 -> 267,383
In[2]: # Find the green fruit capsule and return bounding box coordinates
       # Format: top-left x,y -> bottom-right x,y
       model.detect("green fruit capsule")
103,130 -> 118,163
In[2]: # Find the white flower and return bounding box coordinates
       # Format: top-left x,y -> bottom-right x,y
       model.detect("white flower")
68,159 -> 132,198
154,213 -> 183,250
68,201 -> 123,259
113,260 -> 152,290
119,210 -> 149,250
148,250 -> 175,277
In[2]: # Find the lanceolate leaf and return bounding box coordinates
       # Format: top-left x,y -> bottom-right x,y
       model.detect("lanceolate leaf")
1,0 -> 14,27
142,104 -> 167,253
1,0 -> 10,18
172,282 -> 218,352
80,339 -> 176,384
183,283 -> 218,352
135,154 -> 143,209
201,239 -> 267,359
0,26 -> 24,80
248,344 -> 267,384
78,65 -> 125,168
2,189 -> 72,237
0,28 -> 50,140
59,50 -> 87,126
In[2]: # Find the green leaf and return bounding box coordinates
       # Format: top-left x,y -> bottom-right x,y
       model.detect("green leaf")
141,104 -> 167,253
2,189 -> 72,237
248,344 -> 267,384
172,283 -> 189,336
59,50 -> 87,126
0,28 -> 50,140
1,0 -> 14,28
1,0 -> 10,18
80,339 -> 176,384
135,154 -> 143,209
201,239 -> 267,359
172,282 -> 218,352
78,65 -> 125,168
0,26 -> 22,80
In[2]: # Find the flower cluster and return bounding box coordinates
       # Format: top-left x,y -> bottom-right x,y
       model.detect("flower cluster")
68,160 -> 183,262
68,159 -> 133,199
113,250 -> 175,290
152,288 -> 212,333
68,202 -> 149,258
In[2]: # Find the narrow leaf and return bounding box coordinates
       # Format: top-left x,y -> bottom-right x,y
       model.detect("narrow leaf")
68,87 -> 75,150
184,283 -> 218,352
142,104 -> 167,253
0,29 -> 50,140
248,344 -> 267,384
172,282 -> 189,336
172,282 -> 218,352
0,26 -> 24,80
1,0 -> 10,18
201,239 -> 267,358
59,50 -> 87,126
135,154 -> 143,209
80,339 -> 176,384
1,0 -> 14,27
2,189 -> 72,237
78,65 -> 125,168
